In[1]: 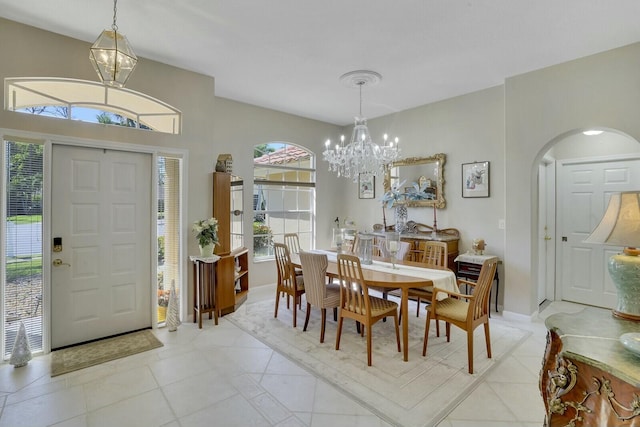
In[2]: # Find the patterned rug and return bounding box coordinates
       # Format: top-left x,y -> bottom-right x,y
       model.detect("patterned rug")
228,298 -> 530,427
51,329 -> 163,377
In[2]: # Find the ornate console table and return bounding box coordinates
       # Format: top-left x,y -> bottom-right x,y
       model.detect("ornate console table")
540,308 -> 640,426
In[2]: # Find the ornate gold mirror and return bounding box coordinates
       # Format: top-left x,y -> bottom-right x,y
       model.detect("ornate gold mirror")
383,153 -> 446,208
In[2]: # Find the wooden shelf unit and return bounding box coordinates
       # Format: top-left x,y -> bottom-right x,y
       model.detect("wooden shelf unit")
212,172 -> 248,316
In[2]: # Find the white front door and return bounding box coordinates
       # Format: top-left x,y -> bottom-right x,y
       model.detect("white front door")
558,157 -> 640,308
51,145 -> 152,349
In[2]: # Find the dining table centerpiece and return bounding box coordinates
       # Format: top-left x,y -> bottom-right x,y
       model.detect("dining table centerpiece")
193,217 -> 219,257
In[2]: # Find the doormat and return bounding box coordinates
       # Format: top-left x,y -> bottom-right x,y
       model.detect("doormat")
51,329 -> 163,377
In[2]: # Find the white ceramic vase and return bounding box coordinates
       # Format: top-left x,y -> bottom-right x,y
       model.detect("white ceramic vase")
199,242 -> 215,257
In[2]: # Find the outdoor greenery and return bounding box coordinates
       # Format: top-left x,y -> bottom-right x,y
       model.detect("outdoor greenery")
6,257 -> 42,282
7,215 -> 42,224
253,222 -> 273,256
6,142 -> 43,216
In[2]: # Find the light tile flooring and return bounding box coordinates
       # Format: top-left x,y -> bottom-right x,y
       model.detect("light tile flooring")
0,285 -> 587,427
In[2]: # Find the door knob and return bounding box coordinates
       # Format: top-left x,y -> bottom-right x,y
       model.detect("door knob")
53,259 -> 71,267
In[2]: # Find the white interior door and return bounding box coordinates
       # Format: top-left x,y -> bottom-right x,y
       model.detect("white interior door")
51,145 -> 152,349
558,157 -> 640,308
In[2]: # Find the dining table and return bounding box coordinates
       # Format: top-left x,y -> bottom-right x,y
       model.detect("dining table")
291,250 -> 458,361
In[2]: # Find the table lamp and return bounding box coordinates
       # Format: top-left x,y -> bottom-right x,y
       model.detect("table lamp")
584,191 -> 640,321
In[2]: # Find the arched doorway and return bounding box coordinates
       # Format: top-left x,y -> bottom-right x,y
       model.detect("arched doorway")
535,129 -> 640,308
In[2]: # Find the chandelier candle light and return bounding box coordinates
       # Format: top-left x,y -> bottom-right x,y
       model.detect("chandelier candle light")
323,71 -> 401,182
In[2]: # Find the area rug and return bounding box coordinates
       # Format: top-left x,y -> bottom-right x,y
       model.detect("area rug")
51,329 -> 163,377
228,298 -> 530,427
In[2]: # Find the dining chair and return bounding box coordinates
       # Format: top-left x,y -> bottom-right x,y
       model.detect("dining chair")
422,258 -> 498,374
299,251 -> 340,343
335,254 -> 401,366
284,232 -> 302,254
410,240 -> 448,318
273,242 -> 305,327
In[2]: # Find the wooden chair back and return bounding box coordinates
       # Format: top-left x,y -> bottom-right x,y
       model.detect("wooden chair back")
336,254 -> 370,316
468,258 -> 498,322
284,233 -> 301,254
421,241 -> 448,267
274,242 -> 296,291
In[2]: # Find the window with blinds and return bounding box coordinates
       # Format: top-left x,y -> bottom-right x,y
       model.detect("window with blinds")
253,143 -> 315,260
157,156 -> 182,323
3,140 -> 44,357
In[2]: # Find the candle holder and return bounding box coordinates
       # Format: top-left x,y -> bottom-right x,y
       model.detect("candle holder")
386,231 -> 401,269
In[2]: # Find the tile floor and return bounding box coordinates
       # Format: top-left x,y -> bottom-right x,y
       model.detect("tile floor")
0,285 -> 586,427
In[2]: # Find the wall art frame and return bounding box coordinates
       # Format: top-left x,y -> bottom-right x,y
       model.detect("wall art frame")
462,161 -> 490,198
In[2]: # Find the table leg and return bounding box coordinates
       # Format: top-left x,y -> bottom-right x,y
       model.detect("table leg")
401,288 -> 409,361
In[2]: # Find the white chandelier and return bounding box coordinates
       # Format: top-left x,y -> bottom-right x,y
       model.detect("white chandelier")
323,71 -> 401,182
89,0 -> 138,88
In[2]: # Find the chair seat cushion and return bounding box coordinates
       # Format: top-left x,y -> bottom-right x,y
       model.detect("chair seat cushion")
428,297 -> 468,321
295,275 -> 305,291
348,295 -> 398,316
321,286 -> 341,308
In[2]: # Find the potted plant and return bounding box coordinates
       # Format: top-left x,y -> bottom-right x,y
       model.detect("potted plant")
193,217 -> 219,256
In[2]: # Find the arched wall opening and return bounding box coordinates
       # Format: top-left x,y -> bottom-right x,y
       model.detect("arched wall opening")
529,127 -> 640,313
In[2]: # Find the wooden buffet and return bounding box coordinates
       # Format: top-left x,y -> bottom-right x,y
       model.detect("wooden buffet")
540,307 -> 640,426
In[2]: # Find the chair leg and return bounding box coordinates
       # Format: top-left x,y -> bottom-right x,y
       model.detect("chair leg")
467,329 -> 474,374
393,312 -> 401,352
436,319 -> 440,337
292,296 -> 298,327
335,316 -> 344,350
320,308 -> 327,343
422,312 -> 432,356
286,293 -> 290,309
484,321 -> 492,359
446,322 -> 451,342
274,289 -> 281,318
416,297 -> 420,317
333,307 -> 337,321
366,324 -> 373,366
303,302 -> 312,331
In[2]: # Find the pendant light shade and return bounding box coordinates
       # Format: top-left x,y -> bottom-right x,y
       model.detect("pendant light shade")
89,0 -> 137,88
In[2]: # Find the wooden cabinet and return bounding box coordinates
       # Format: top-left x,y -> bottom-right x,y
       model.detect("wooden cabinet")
540,308 -> 640,426
213,172 -> 248,316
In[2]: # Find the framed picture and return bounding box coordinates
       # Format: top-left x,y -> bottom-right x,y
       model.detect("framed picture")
462,161 -> 490,198
358,174 -> 375,199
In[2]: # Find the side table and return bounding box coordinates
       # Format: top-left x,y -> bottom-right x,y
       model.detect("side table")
454,253 -> 501,313
189,255 -> 220,328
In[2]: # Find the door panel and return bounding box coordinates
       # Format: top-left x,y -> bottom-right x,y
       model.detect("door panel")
559,158 -> 640,308
51,145 -> 151,349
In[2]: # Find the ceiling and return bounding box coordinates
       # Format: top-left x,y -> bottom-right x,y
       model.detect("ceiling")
1,1 -> 640,126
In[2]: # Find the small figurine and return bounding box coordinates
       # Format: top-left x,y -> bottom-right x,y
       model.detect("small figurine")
472,239 -> 486,255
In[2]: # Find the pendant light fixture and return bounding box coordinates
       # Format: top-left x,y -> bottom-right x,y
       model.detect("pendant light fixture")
323,70 -> 401,182
89,0 -> 138,88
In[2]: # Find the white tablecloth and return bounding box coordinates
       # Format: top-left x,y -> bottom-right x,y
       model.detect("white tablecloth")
454,252 -> 499,265
313,250 -> 458,300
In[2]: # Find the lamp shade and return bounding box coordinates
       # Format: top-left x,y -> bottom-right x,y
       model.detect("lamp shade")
584,191 -> 640,248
